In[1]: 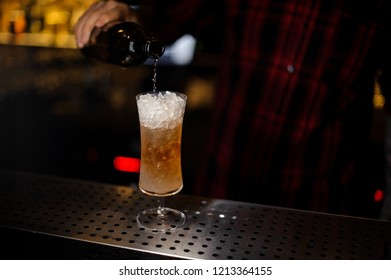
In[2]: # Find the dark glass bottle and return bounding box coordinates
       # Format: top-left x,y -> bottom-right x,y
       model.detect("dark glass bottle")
81,22 -> 165,67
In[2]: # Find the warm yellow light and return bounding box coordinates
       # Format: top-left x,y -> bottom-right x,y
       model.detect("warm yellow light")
45,10 -> 70,25
373,79 -> 385,109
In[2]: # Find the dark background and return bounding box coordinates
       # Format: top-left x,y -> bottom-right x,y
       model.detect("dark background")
0,44 -> 386,217
0,44 -> 217,195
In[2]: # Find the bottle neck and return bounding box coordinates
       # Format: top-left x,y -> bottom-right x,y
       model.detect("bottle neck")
144,38 -> 165,59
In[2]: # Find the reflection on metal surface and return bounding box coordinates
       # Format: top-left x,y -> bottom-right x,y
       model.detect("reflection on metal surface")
1,170 -> 391,260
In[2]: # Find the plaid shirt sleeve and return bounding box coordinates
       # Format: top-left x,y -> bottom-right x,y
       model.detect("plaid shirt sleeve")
139,0 -> 391,215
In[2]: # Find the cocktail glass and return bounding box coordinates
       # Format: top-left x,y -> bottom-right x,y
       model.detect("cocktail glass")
136,91 -> 187,231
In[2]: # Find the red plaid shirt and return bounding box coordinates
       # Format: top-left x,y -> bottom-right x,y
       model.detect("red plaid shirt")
141,0 -> 391,215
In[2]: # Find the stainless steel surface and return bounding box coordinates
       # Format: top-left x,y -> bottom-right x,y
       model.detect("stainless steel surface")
1,170 -> 390,259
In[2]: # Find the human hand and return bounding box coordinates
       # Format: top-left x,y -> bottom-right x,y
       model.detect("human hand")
74,0 -> 137,48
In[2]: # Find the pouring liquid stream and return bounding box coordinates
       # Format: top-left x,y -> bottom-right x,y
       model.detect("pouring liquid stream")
152,58 -> 158,92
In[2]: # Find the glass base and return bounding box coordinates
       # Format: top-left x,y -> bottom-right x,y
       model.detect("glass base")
137,207 -> 186,231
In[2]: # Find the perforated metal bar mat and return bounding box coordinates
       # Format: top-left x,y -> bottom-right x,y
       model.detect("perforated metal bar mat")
0,170 -> 390,260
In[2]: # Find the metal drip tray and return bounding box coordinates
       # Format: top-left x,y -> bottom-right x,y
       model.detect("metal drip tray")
0,170 -> 390,259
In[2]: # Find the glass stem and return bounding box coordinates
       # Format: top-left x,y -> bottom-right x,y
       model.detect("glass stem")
157,197 -> 165,216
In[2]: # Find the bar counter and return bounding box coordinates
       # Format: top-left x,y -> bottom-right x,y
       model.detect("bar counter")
0,169 -> 390,260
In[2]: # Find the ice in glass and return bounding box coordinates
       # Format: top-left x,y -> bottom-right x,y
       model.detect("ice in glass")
139,123 -> 184,195
135,91 -> 187,231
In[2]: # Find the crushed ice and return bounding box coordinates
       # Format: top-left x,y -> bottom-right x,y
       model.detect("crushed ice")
137,91 -> 186,129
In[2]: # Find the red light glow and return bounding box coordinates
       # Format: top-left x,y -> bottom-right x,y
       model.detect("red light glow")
114,156 -> 140,173
374,189 -> 384,202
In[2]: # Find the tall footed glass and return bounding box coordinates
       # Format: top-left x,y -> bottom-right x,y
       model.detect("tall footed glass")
136,91 -> 187,231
